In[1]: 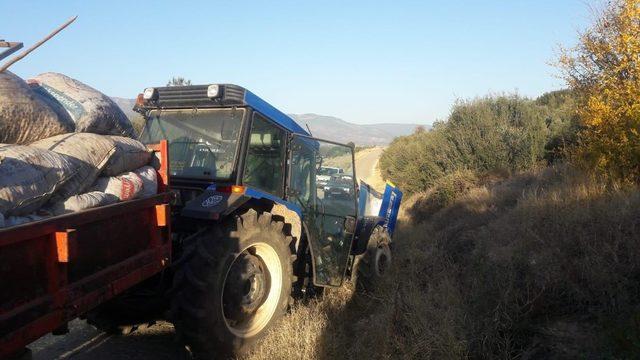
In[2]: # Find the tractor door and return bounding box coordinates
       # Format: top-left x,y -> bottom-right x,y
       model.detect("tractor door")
288,135 -> 358,286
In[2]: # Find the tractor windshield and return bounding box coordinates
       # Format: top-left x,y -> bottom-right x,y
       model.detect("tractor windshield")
140,108 -> 245,180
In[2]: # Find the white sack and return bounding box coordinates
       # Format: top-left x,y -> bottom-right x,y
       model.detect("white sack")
91,172 -> 143,201
133,166 -> 158,198
30,133 -> 116,200
30,73 -> 135,137
103,136 -> 151,176
0,71 -> 74,144
49,191 -> 119,215
0,144 -> 76,216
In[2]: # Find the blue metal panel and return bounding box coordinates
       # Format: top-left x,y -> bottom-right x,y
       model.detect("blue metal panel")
244,187 -> 303,217
378,183 -> 403,236
244,90 -> 310,136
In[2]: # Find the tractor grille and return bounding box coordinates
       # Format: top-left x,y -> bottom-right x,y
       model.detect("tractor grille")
154,84 -> 246,108
158,85 -> 209,104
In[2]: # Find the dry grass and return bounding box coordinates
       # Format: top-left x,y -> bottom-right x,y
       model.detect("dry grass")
246,165 -> 640,359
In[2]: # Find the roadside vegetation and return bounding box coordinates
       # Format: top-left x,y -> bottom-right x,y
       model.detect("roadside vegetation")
246,1 -> 640,359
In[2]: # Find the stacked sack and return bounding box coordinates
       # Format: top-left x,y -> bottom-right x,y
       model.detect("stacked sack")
0,71 -> 157,228
0,71 -> 74,144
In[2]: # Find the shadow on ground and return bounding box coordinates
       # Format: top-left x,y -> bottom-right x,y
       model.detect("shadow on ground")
31,320 -> 189,360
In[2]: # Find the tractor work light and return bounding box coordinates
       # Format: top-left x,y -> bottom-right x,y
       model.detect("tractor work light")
207,84 -> 220,98
142,87 -> 157,100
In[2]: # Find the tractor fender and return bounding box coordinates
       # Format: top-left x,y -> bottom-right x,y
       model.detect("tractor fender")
181,187 -> 304,223
182,187 -> 329,286
351,216 -> 386,256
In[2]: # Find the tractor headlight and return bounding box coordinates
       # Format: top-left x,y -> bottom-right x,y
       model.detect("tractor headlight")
207,84 -> 220,98
142,87 -> 157,100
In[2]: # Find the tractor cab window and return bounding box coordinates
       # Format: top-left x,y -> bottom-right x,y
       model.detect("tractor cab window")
140,108 -> 244,180
289,141 -> 316,209
242,113 -> 286,197
316,143 -> 357,216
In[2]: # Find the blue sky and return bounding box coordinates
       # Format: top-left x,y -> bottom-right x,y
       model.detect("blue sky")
1,1 -> 591,125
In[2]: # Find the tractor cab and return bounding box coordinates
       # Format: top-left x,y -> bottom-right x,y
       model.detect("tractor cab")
136,84 -> 359,286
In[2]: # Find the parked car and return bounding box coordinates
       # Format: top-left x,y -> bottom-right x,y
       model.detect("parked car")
316,166 -> 343,188
323,175 -> 355,199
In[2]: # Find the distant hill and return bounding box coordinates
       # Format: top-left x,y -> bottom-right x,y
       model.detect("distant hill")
111,98 -> 424,145
111,97 -> 141,121
290,114 -> 423,145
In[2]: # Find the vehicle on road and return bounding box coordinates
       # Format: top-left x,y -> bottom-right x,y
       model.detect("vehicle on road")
323,174 -> 355,199
316,166 -> 343,188
0,83 -> 403,359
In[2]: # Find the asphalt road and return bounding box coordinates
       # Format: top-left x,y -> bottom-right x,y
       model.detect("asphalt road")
28,147 -> 385,360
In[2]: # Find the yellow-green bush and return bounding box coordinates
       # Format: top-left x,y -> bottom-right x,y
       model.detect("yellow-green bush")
558,0 -> 640,182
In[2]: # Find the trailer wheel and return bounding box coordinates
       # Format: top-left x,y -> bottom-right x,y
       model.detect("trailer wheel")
170,209 -> 295,358
355,226 -> 392,292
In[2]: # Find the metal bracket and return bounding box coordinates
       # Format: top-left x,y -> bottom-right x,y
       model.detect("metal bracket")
0,41 -> 23,62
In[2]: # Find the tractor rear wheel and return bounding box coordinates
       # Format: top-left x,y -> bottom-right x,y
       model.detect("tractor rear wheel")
170,209 -> 295,359
355,226 -> 392,292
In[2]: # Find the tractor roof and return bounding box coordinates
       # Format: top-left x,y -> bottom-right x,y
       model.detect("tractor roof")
139,84 -> 310,136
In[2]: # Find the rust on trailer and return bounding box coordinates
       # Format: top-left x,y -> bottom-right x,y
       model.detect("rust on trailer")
0,141 -> 172,359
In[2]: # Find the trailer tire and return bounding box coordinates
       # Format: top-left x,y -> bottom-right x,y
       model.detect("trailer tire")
355,226 -> 392,292
170,209 -> 295,359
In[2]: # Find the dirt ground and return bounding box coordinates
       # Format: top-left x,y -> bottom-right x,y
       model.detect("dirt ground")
27,148 -> 386,360
31,320 -> 186,359
354,147 -> 386,191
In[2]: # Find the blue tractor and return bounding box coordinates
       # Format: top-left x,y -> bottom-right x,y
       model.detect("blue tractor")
101,84 -> 402,358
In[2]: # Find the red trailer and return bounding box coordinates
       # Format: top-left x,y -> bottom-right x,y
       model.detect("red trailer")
0,141 -> 172,359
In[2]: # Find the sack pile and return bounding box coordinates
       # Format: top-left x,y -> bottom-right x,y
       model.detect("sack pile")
0,71 -> 74,144
0,71 -> 157,229
29,73 -> 135,137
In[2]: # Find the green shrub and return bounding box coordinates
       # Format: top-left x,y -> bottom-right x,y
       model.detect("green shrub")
407,169 -> 480,222
380,94 -> 554,193
535,89 -> 581,163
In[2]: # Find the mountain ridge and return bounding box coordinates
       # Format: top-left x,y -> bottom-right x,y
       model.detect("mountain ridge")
111,98 -> 425,145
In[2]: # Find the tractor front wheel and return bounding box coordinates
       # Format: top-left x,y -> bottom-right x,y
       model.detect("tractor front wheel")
355,226 -> 392,292
170,209 -> 295,359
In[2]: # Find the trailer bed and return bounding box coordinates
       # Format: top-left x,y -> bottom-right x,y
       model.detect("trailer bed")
0,142 -> 172,359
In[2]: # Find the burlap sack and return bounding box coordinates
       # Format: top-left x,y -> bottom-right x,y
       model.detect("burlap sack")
30,72 -> 135,137
31,133 -> 116,200
133,166 -> 158,198
0,71 -> 74,144
49,191 -> 119,215
2,213 -> 48,228
103,136 -> 151,176
91,171 -> 143,201
0,144 -> 77,216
